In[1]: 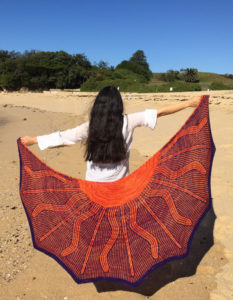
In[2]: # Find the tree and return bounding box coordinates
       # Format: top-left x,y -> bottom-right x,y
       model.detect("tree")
0,58 -> 21,90
180,68 -> 199,83
68,65 -> 83,88
0,50 -> 93,91
95,60 -> 110,70
22,49 -> 38,58
0,50 -> 11,62
129,50 -> 150,71
166,69 -> 180,81
116,60 -> 152,82
73,54 -> 91,69
98,60 -> 108,70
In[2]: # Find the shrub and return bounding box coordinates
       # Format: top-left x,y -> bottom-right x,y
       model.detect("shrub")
164,70 -> 180,82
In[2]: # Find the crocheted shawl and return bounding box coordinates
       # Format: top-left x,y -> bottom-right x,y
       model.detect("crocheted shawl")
17,95 -> 215,286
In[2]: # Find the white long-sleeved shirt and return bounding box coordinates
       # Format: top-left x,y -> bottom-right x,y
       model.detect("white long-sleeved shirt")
37,109 -> 157,182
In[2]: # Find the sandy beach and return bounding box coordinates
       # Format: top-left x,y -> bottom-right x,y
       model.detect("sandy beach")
0,90 -> 233,300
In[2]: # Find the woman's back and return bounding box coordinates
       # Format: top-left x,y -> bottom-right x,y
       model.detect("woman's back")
86,109 -> 157,181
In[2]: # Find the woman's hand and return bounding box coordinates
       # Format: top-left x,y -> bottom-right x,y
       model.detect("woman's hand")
21,136 -> 38,146
187,96 -> 202,107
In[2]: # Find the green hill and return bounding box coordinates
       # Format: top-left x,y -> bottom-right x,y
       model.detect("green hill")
81,71 -> 233,93
198,72 -> 233,90
149,72 -> 233,91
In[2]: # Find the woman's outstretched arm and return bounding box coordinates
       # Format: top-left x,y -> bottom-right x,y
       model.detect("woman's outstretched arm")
21,121 -> 89,148
157,96 -> 203,118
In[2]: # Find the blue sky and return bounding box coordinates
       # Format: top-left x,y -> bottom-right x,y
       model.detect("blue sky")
1,0 -> 233,74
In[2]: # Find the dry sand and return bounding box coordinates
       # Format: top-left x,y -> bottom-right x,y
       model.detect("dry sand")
0,90 -> 233,300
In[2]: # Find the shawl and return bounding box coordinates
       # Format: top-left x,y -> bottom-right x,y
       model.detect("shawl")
17,95 -> 215,286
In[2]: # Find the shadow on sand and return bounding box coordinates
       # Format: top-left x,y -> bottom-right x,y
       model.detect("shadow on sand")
94,205 -> 216,297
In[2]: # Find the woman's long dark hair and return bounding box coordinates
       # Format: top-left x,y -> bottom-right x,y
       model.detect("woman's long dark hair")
85,86 -> 127,163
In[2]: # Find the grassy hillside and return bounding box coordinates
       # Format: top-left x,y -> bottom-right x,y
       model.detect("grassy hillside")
149,72 -> 233,91
80,70 -> 233,93
198,72 -> 233,90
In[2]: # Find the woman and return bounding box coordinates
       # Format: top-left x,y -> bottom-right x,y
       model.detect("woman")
21,86 -> 201,182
